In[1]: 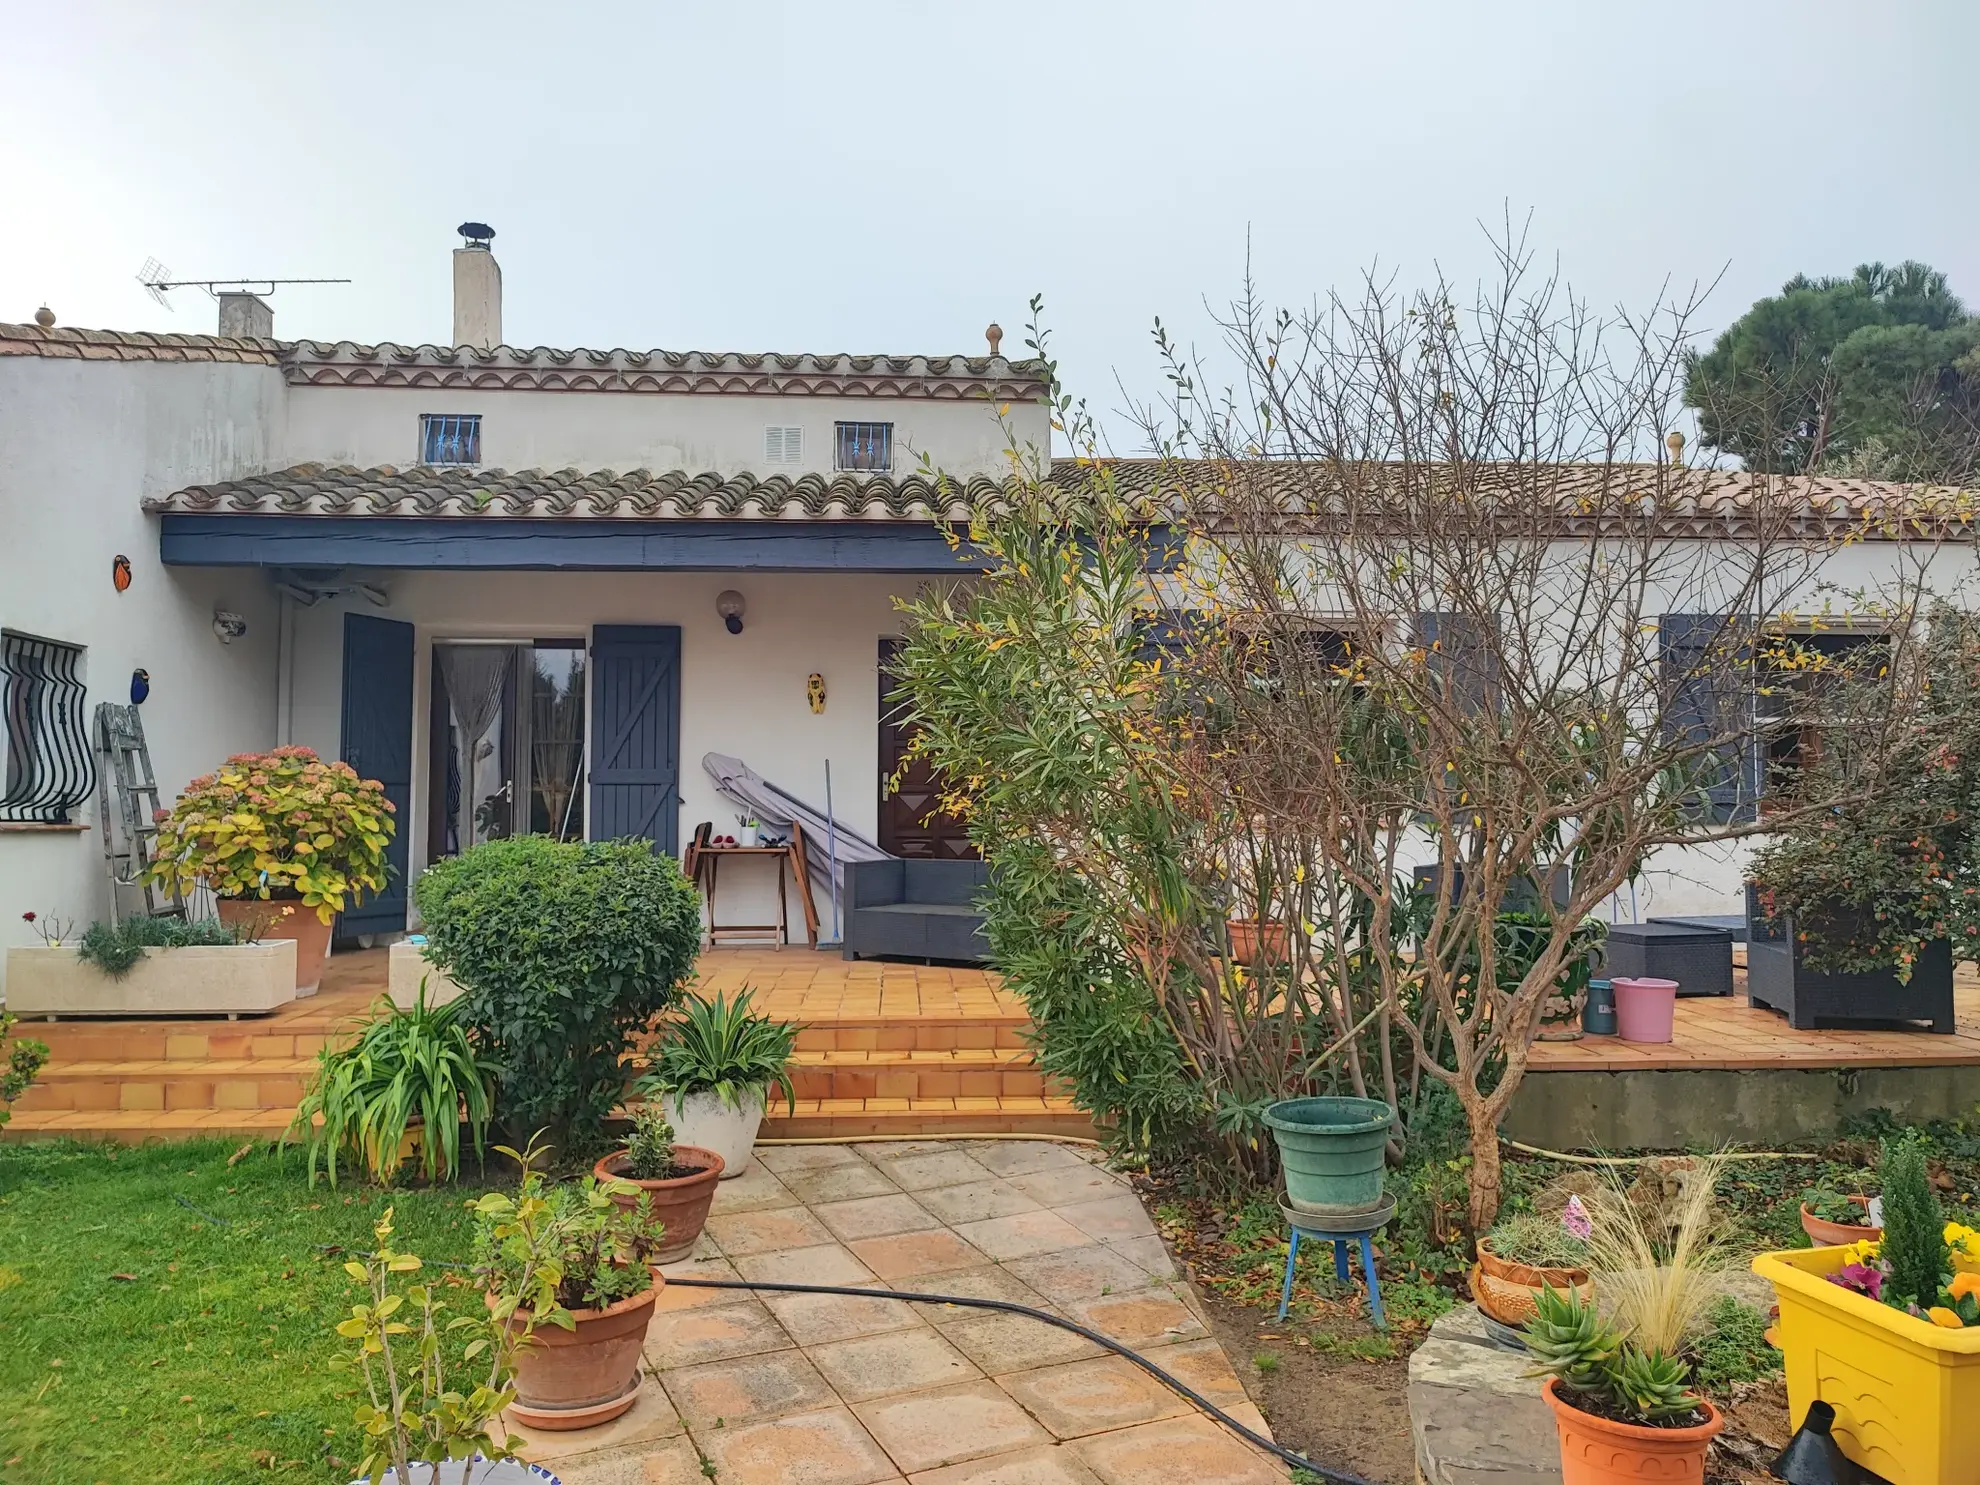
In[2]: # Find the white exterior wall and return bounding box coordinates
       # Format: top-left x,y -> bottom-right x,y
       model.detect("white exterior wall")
286,568 -> 938,936
0,359 -> 284,990
282,385 -> 1047,481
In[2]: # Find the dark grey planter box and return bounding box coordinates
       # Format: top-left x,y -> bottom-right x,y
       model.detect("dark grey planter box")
843,859 -> 991,964
1610,922 -> 1734,997
1744,884 -> 1955,1033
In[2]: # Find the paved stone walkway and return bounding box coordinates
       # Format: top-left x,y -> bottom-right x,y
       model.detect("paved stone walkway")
508,1139 -> 1290,1485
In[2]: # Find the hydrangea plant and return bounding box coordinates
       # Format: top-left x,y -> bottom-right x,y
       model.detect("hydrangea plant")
146,746 -> 395,924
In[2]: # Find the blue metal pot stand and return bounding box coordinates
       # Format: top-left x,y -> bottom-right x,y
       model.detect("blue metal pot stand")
1276,1195 -> 1396,1330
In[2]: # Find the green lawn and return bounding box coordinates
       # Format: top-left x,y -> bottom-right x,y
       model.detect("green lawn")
0,1138 -> 502,1485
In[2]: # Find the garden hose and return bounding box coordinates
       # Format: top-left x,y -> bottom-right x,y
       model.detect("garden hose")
1500,1136 -> 1823,1166
666,1275 -> 1372,1485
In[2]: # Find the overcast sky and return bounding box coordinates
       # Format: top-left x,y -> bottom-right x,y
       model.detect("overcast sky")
4,0 -> 1974,449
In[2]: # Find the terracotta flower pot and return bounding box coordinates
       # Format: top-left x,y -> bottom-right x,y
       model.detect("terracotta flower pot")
1542,1377 -> 1722,1485
217,897 -> 333,995
1471,1236 -> 1593,1327
1799,1197 -> 1881,1248
1227,918 -> 1289,965
593,1146 -> 725,1264
500,1277 -> 659,1431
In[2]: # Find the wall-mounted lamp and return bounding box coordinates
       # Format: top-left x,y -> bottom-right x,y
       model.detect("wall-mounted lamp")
717,589 -> 746,635
807,673 -> 827,713
213,609 -> 248,644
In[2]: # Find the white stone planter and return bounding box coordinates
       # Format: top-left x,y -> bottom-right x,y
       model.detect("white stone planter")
388,940 -> 467,1010
660,1086 -> 767,1179
3,941 -> 297,1019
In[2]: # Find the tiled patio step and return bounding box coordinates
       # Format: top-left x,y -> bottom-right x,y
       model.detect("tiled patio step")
783,1048 -> 1065,1103
5,1106 -> 294,1141
11,1057 -> 314,1114
761,1093 -> 1095,1140
16,1021 -> 354,1065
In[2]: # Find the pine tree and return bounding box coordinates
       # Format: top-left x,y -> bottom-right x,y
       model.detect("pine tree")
1879,1139 -> 1946,1308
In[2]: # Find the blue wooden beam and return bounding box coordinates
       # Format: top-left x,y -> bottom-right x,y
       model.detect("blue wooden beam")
156,516 -> 1183,574
158,516 -> 987,572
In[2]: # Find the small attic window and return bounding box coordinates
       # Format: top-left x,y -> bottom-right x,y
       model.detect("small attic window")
420,413 -> 482,466
764,425 -> 804,465
834,421 -> 893,473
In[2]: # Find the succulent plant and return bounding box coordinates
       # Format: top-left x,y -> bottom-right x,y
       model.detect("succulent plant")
1612,1347 -> 1701,1424
1525,1282 -> 1705,1428
1525,1283 -> 1617,1394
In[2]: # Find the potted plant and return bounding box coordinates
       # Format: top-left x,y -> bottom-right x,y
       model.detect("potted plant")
1472,1202 -> 1595,1327
1755,1140 -> 1980,1483
5,910 -> 295,1018
1799,1182 -> 1882,1247
473,1139 -> 669,1431
1525,1284 -> 1723,1484
1495,910 -> 1606,1042
634,987 -> 799,1180
146,747 -> 396,995
413,836 -> 701,1161
288,984 -> 500,1187
592,1105 -> 724,1263
331,1206 -> 550,1485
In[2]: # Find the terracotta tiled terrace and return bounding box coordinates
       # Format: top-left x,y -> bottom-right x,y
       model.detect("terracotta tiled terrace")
513,1138 -> 1292,1485
5,946 -> 1092,1143
12,946 -> 1980,1143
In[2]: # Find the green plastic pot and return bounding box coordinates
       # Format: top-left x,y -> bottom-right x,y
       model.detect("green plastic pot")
1262,1096 -> 1394,1215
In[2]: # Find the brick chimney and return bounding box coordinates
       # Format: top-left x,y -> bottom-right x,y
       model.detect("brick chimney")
453,222 -> 502,350
217,292 -> 273,339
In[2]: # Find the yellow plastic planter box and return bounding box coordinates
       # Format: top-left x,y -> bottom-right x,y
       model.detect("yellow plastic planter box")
1753,1245 -> 1980,1485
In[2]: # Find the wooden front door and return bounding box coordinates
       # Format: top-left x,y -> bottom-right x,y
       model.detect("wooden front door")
877,637 -> 975,860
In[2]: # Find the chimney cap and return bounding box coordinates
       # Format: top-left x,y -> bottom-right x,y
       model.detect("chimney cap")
457,221 -> 496,249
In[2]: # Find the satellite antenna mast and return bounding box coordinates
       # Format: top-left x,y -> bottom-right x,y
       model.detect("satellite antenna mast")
136,259 -> 351,311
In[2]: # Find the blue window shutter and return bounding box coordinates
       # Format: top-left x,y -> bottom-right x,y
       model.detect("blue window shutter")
1412,612 -> 1499,713
1659,613 -> 1757,825
589,625 -> 682,855
339,614 -> 415,935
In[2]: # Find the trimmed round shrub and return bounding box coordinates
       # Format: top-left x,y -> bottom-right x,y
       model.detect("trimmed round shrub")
413,836 -> 701,1158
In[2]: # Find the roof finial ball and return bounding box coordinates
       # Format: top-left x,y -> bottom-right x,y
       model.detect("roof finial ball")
1665,429 -> 1686,466
985,322 -> 1003,357
33,305 -> 54,328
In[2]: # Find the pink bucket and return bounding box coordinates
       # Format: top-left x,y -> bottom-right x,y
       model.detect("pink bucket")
1611,976 -> 1679,1043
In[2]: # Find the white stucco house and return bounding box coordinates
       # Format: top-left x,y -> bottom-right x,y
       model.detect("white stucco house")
3,235 -> 1974,996
0,236 -> 1049,988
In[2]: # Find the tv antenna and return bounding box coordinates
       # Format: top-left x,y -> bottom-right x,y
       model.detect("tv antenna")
137,259 -> 351,311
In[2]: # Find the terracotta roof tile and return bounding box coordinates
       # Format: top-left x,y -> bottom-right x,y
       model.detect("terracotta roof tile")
0,323 -> 1049,400
1059,458 -> 1978,539
0,322 -> 282,365
144,458 -> 1976,537
144,464 -> 1010,522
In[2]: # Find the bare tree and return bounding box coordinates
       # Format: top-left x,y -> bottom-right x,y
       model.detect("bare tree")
896,233 -> 1965,1224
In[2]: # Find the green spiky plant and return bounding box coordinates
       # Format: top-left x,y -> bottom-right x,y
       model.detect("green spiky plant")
636,987 -> 800,1113
1879,1138 -> 1947,1309
1526,1284 -> 1706,1427
287,984 -> 501,1188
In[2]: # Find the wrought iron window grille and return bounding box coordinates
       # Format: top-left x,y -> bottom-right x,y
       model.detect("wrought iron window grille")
833,421 -> 894,473
420,413 -> 482,466
0,631 -> 92,824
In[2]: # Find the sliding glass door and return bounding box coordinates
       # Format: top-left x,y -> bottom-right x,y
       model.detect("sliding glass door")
427,639 -> 587,859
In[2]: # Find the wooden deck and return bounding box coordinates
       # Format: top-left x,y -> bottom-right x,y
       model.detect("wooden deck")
1528,970 -> 1980,1073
